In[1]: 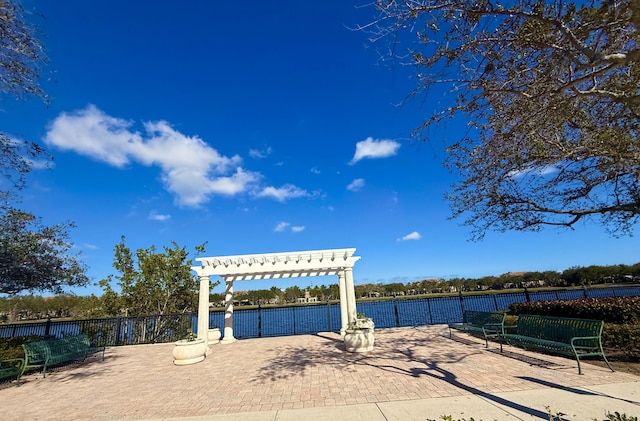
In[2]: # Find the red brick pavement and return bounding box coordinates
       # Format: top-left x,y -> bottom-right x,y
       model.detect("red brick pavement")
1,325 -> 636,420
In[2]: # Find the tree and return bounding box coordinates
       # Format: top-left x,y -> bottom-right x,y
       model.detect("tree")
270,286 -> 283,303
100,237 -> 208,317
0,2 -> 77,297
0,0 -> 50,206
369,0 -> 640,239
283,285 -> 303,303
0,0 -> 46,101
0,209 -> 88,295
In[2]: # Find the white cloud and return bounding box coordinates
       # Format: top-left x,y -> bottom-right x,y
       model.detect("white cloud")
257,184 -> 312,202
274,222 -> 290,232
275,222 -> 305,233
399,231 -> 422,241
349,137 -> 400,165
28,159 -> 52,170
508,165 -> 559,178
4,135 -> 53,170
346,178 -> 365,192
310,167 -> 321,174
44,105 -> 261,207
149,211 -> 171,221
249,146 -> 272,159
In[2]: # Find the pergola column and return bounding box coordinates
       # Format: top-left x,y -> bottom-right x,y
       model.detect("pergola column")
338,271 -> 348,335
197,274 -> 210,345
344,267 -> 357,324
193,248 -> 362,341
221,278 -> 236,344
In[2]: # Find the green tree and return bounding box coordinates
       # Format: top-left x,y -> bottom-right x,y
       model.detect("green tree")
270,286 -> 283,303
384,282 -> 407,295
283,285 -> 303,303
0,209 -> 88,295
100,236 -> 207,316
371,0 -> 640,239
238,289 -> 274,305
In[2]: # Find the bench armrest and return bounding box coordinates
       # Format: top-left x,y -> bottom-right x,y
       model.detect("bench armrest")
503,325 -> 518,333
570,335 -> 600,345
1,358 -> 24,366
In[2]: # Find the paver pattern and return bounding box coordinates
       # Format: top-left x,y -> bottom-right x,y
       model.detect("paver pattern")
1,325 -> 636,420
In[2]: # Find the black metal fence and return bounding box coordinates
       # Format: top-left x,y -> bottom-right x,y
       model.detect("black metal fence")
0,313 -> 194,347
1,285 -> 638,346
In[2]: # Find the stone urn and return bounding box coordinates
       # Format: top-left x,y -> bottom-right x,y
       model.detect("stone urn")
207,327 -> 221,344
343,317 -> 375,353
172,338 -> 207,365
344,328 -> 375,352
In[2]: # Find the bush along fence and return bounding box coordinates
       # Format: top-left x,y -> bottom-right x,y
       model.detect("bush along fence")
1,285 -> 639,347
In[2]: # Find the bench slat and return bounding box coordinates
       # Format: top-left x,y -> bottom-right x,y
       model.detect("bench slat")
0,358 -> 24,383
448,310 -> 506,347
499,314 -> 613,374
21,334 -> 105,379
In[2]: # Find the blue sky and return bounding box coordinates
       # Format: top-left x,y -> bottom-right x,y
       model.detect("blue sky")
6,0 -> 639,296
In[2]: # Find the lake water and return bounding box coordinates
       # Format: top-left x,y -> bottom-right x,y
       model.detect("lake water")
3,285 -> 639,344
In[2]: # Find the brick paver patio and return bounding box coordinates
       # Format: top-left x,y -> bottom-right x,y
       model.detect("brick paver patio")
1,325 -> 637,420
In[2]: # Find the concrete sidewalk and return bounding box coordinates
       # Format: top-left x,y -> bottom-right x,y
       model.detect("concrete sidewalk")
1,326 -> 638,420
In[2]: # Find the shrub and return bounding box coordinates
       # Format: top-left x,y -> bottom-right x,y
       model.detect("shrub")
602,324 -> 640,360
508,297 -> 640,323
0,337 -> 29,360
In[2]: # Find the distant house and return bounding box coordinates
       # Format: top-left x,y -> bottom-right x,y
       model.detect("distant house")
297,290 -> 317,303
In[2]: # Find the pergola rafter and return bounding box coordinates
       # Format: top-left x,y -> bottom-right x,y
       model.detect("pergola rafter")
192,248 -> 361,344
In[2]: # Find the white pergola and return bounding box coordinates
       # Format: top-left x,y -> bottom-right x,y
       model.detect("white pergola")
191,248 -> 361,344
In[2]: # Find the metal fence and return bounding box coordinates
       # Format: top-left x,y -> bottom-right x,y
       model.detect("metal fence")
1,285 -> 639,346
0,313 -> 194,347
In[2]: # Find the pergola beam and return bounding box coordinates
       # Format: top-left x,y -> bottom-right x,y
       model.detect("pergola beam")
192,248 -> 361,347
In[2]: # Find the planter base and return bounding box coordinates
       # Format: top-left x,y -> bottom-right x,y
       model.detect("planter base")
173,355 -> 205,365
172,338 -> 207,365
208,328 -> 221,345
344,329 -> 375,353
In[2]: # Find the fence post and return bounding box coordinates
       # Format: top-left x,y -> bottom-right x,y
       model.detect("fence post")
115,317 -> 123,346
492,294 -> 499,311
523,287 -> 531,302
257,301 -> 262,338
426,298 -> 433,325
611,286 -> 617,297
458,291 -> 465,319
582,284 -> 588,299
44,315 -> 51,337
326,300 -> 331,332
393,294 -> 400,327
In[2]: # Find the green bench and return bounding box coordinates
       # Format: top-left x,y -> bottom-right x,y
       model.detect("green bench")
21,334 -> 105,379
0,358 -> 24,383
448,310 -> 506,347
499,314 -> 614,375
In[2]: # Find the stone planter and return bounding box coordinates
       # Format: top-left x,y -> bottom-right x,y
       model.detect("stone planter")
343,328 -> 375,353
208,327 -> 221,344
172,338 -> 207,365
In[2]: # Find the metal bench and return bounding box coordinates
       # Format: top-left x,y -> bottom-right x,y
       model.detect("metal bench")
448,310 -> 506,347
0,358 -> 24,383
21,334 -> 105,379
499,314 -> 614,374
